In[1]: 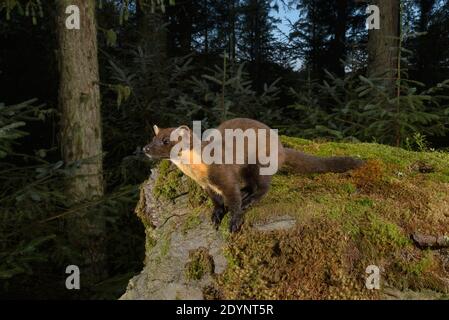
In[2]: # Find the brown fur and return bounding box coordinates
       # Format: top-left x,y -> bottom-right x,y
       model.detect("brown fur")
144,118 -> 364,232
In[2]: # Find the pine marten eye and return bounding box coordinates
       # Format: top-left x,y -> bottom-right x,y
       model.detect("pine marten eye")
162,138 -> 170,145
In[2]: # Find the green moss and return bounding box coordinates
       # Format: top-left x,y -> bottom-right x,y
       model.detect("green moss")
182,208 -> 202,234
400,250 -> 435,277
145,229 -> 157,251
356,197 -> 374,207
152,160 -> 208,207
281,136 -> 449,178
186,178 -> 208,207
212,139 -> 449,298
215,218 -> 374,299
363,214 -> 411,248
342,183 -> 357,194
145,137 -> 449,298
153,160 -> 184,200
184,247 -> 215,280
218,214 -> 231,239
135,185 -> 152,228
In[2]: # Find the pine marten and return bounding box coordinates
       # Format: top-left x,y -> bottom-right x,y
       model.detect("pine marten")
143,118 -> 363,233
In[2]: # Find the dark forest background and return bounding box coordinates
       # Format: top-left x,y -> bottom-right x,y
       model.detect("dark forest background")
1,0 -> 449,299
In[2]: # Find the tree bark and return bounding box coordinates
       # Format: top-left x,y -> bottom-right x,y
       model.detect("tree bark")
56,0 -> 106,281
367,0 -> 400,93
137,1 -> 167,63
204,0 -> 209,54
178,0 -> 193,55
331,0 -> 348,77
416,0 -> 436,85
229,0 -> 236,61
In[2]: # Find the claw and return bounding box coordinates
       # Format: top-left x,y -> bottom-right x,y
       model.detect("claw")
229,215 -> 243,233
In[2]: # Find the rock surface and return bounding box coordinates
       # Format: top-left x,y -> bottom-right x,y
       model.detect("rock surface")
120,169 -> 298,300
120,170 -> 223,299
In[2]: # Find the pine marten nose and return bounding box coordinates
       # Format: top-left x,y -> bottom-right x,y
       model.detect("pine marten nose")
143,145 -> 151,153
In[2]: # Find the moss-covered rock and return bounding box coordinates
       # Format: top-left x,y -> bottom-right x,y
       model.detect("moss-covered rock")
185,247 -> 215,281
122,137 -> 449,300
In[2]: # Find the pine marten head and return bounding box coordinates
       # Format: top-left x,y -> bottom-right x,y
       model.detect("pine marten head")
143,125 -> 191,159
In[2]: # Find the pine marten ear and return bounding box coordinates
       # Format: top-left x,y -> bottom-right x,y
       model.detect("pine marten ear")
153,125 -> 160,135
173,125 -> 191,141
177,125 -> 190,132
177,125 -> 190,136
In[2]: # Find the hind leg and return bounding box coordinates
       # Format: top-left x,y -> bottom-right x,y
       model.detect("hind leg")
240,185 -> 254,203
241,174 -> 272,210
239,165 -> 258,205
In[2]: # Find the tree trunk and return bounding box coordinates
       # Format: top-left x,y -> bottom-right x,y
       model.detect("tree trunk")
310,2 -> 319,77
56,0 -> 106,281
417,0 -> 436,85
332,0 -> 348,77
251,0 -> 262,90
136,1 -> 149,48
137,1 -> 168,109
229,0 -> 236,61
137,2 -> 167,64
178,0 -> 193,55
204,0 -> 209,54
367,0 -> 400,93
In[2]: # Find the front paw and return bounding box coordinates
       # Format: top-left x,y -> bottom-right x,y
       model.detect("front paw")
229,215 -> 243,233
211,207 -> 224,229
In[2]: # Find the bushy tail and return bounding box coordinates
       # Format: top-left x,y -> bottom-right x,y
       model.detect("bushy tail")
283,148 -> 364,174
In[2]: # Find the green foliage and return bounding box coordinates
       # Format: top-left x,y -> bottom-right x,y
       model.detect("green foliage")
105,45 -> 281,130
136,0 -> 175,15
103,44 -> 193,124
0,0 -> 43,24
405,132 -> 429,152
288,71 -> 449,147
105,29 -> 118,47
176,58 -> 281,127
0,99 -> 69,288
100,45 -> 191,191
0,99 -> 144,298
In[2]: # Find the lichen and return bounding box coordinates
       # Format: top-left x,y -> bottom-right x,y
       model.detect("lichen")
186,178 -> 209,207
160,233 -> 171,257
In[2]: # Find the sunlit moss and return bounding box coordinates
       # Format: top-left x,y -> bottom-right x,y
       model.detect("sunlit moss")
153,160 -> 208,207
213,138 -> 449,299
182,208 -> 202,234
185,247 -> 215,280
153,160 -> 184,200
140,137 -> 449,299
